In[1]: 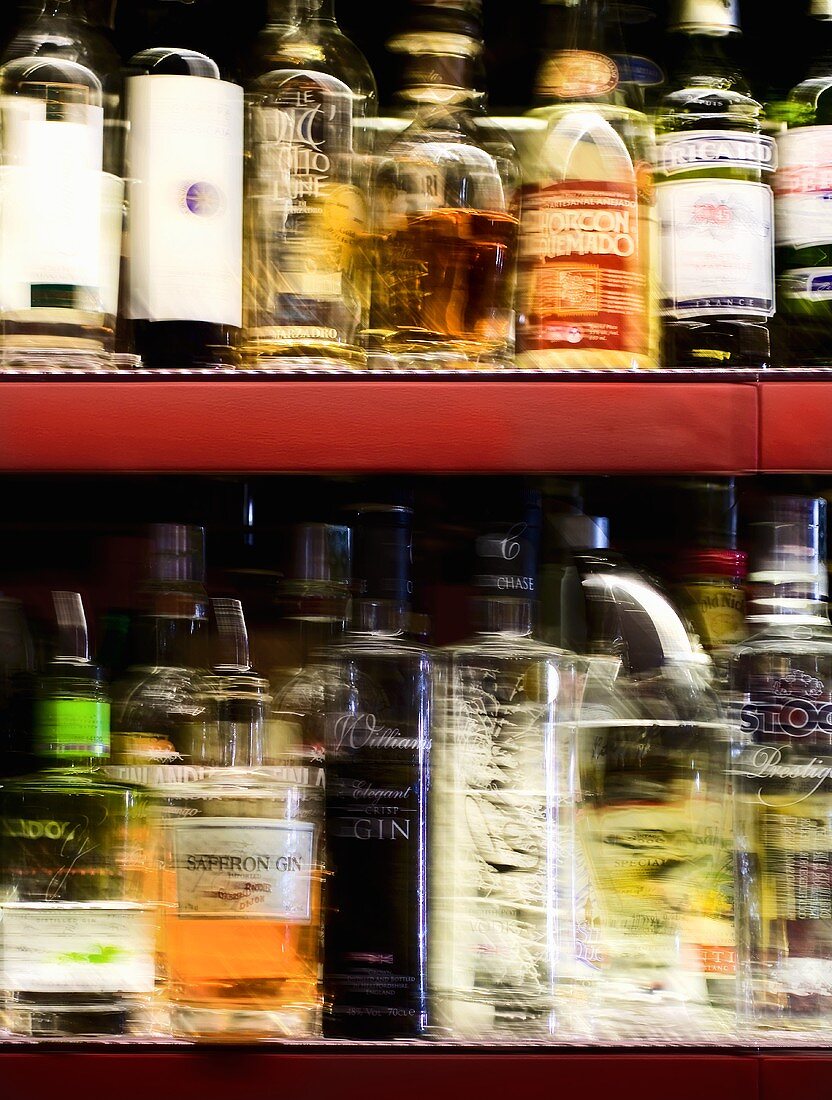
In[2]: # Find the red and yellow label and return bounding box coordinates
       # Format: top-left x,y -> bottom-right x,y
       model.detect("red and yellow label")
536,50 -> 619,100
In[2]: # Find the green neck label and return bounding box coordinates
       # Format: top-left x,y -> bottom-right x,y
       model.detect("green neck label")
35,699 -> 110,760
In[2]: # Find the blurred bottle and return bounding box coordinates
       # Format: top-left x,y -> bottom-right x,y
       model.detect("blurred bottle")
517,0 -> 658,370
656,0 -> 774,370
323,502 -> 432,1038
0,592 -> 155,1037
0,0 -> 124,369
123,25 -> 244,367
732,496 -> 832,1034
772,0 -> 832,367
268,523 -> 350,775
368,14 -> 519,369
111,524 -> 208,767
609,1 -> 666,106
242,0 -> 377,369
0,597 -> 35,778
431,486 -> 582,1038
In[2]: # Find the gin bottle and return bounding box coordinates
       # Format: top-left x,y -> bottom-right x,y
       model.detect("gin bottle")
0,593 -> 155,1037
731,497 -> 832,1034
431,486 -> 582,1038
242,0 -> 377,368
656,0 -> 775,369
323,501 -> 432,1038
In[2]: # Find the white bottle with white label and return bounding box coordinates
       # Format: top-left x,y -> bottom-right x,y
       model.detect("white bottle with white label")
656,0 -> 775,370
125,48 -> 244,368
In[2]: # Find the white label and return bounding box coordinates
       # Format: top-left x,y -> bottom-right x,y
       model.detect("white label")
658,178 -> 775,317
1,902 -> 155,994
0,100 -> 105,313
656,130 -> 776,175
172,818 -> 314,920
126,75 -> 243,325
775,127 -> 832,248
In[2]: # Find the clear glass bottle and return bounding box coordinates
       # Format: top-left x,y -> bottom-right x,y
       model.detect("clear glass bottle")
123,39 -> 244,368
152,597 -> 325,1039
655,0 -> 775,370
772,0 -> 832,367
731,496 -> 832,1036
0,0 -> 124,370
242,0 -> 377,369
323,502 -> 432,1038
0,592 -> 155,1037
111,524 -> 208,766
516,0 -> 658,370
431,487 -> 583,1039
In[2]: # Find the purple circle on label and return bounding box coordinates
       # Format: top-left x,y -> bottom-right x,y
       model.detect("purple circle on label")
185,182 -> 222,217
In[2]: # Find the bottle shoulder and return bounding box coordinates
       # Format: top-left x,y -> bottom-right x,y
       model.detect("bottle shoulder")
1,767 -> 146,800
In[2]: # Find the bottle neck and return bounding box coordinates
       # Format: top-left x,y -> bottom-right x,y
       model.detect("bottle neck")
473,597 -> 535,637
133,612 -> 206,669
350,599 -> 410,637
267,0 -> 335,23
747,589 -> 832,627
287,614 -> 346,663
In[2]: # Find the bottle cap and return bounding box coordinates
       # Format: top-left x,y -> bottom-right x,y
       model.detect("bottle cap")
812,0 -> 832,18
353,505 -> 414,605
212,598 -> 253,673
672,548 -> 748,580
287,523 -> 351,587
669,0 -> 740,33
149,523 -> 206,585
549,514 -> 611,551
474,486 -> 542,599
746,496 -> 827,595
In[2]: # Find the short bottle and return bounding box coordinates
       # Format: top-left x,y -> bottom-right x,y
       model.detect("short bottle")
656,0 -> 775,369
772,0 -> 832,366
0,0 -> 125,369
0,592 -> 155,1037
517,0 -> 657,370
242,0 -> 377,369
731,496 -> 832,1033
123,39 -> 244,368
323,501 -> 432,1038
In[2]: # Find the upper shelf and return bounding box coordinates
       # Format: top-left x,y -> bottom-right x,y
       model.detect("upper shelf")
0,376 -> 760,475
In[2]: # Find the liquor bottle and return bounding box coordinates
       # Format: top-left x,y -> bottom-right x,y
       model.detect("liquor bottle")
153,596 -> 324,1039
431,486 -> 582,1037
0,0 -> 125,370
772,0 -> 832,366
242,0 -> 377,369
731,496 -> 832,1032
123,30 -> 244,367
516,0 -> 657,370
0,592 -> 155,1036
323,502 -> 432,1038
111,524 -> 208,767
268,522 -> 350,774
368,18 -> 520,369
656,0 -> 775,369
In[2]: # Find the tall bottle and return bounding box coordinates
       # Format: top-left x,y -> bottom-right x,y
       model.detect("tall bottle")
123,13 -> 244,368
323,502 -> 432,1038
772,0 -> 832,366
242,0 -> 377,369
517,0 -> 657,370
0,592 -> 155,1036
111,524 -> 208,768
656,0 -> 775,369
368,9 -> 520,369
0,0 -> 125,369
732,496 -> 832,1033
431,487 -> 582,1038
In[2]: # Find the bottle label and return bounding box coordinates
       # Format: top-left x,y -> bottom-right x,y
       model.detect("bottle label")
1,902 -> 155,994
125,75 -> 243,327
657,179 -> 775,317
656,131 -> 776,176
0,102 -> 105,315
35,698 -> 110,759
736,668 -> 832,743
775,127 -> 832,249
674,582 -> 746,648
780,267 -> 832,301
172,818 -> 315,920
535,51 -> 619,100
519,179 -> 649,354
609,54 -> 665,87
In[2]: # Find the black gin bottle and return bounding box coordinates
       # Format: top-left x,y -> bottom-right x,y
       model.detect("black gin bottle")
323,503 -> 432,1038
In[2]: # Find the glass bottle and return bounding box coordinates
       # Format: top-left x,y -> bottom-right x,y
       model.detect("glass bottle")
772,0 -> 832,367
123,32 -> 244,367
0,0 -> 124,370
367,14 -> 520,369
0,592 -> 155,1037
323,502 -> 432,1038
655,0 -> 775,370
731,496 -> 832,1035
242,0 -> 377,369
672,549 -> 748,655
431,487 -> 583,1038
111,524 -> 208,767
516,0 -> 658,370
